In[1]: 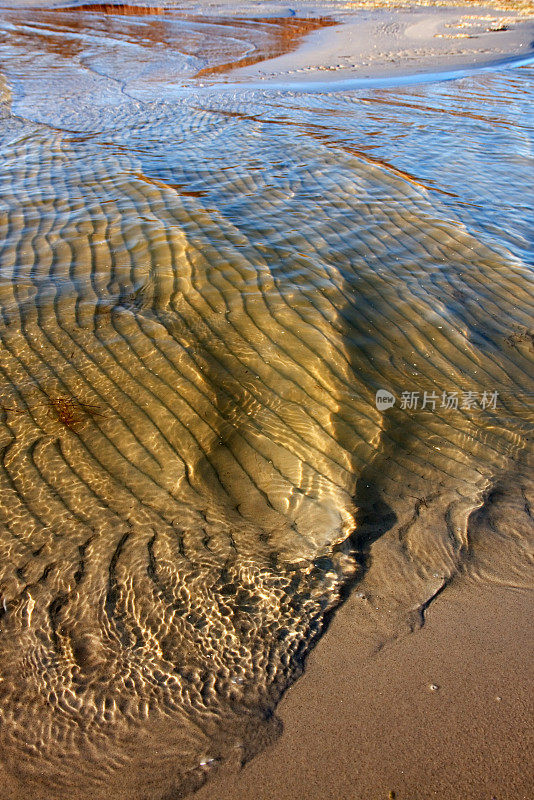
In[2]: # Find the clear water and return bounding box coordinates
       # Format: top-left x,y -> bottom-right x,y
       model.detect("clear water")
0,5 -> 532,799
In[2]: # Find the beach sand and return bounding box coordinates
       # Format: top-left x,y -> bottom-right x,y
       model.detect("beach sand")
191,1 -> 534,87
195,579 -> 533,800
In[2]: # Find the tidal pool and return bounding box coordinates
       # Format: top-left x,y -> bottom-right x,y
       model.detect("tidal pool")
0,4 -> 532,799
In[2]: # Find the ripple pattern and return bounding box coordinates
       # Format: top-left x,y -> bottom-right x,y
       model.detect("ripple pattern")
0,58 -> 532,800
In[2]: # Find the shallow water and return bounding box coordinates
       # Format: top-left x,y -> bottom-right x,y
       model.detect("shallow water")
0,5 -> 532,799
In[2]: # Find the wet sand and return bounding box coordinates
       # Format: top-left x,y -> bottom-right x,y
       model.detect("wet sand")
196,579 -> 534,800
189,1 -> 534,86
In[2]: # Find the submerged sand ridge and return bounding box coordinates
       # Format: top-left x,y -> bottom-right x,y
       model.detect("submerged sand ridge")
0,4 -> 532,800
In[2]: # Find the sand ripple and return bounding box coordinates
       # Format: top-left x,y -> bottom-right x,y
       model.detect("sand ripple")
0,19 -> 532,799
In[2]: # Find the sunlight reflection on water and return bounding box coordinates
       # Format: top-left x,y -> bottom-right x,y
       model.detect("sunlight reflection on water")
0,5 -> 532,799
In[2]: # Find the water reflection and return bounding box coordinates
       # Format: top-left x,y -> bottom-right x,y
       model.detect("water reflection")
0,5 -> 336,98
0,6 -> 532,800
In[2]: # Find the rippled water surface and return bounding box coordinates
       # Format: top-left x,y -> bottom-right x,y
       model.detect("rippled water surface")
0,5 -> 532,799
